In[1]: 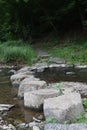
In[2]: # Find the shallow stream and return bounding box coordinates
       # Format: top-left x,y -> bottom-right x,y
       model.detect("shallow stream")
0,66 -> 87,125
0,68 -> 42,125
35,67 -> 87,83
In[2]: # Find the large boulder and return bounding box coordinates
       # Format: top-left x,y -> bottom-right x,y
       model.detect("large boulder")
24,89 -> 59,110
10,73 -> 34,87
44,93 -> 84,123
44,123 -> 87,130
18,80 -> 47,98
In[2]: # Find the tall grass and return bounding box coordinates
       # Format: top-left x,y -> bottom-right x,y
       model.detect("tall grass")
48,42 -> 87,64
0,40 -> 37,65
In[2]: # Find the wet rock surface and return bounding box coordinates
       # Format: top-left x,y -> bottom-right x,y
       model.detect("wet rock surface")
44,123 -> 87,130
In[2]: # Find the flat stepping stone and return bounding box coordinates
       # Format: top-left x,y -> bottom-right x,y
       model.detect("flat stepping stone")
44,93 -> 84,123
18,80 -> 47,98
24,89 -> 59,109
10,74 -> 34,87
44,124 -> 87,130
49,57 -> 66,64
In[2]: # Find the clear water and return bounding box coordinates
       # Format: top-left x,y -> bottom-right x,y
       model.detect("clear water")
0,68 -> 43,125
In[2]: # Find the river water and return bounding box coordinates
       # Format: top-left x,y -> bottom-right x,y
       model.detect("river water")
35,67 -> 87,83
0,66 -> 87,125
0,68 -> 42,125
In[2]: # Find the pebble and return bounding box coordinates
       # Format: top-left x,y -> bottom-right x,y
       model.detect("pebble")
29,121 -> 39,127
37,115 -> 44,120
16,123 -> 29,129
33,117 -> 41,122
33,126 -> 40,130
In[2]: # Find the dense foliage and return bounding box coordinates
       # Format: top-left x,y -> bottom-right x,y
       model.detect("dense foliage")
0,0 -> 87,41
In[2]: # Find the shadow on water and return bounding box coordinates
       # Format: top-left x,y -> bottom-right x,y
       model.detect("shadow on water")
0,68 -> 43,124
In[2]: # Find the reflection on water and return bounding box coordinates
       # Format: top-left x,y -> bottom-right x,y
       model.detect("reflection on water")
0,68 -> 43,124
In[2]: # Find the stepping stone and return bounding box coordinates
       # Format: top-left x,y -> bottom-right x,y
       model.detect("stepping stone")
18,80 -> 47,98
10,74 -> 34,87
24,89 -> 59,110
49,57 -> 66,64
44,93 -> 84,123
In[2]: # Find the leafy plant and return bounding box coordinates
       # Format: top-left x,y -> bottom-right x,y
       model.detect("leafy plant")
46,117 -> 57,123
52,82 -> 64,96
82,100 -> 87,111
76,113 -> 87,123
75,100 -> 87,123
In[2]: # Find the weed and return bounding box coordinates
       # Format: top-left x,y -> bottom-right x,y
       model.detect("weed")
75,100 -> 87,123
82,99 -> 87,111
52,82 -> 64,96
45,116 -> 57,123
76,113 -> 87,123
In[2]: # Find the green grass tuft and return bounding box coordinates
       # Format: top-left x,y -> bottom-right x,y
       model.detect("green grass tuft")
0,40 -> 37,65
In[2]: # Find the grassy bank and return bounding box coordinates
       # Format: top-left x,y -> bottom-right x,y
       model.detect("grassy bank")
0,40 -> 37,65
41,37 -> 87,65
